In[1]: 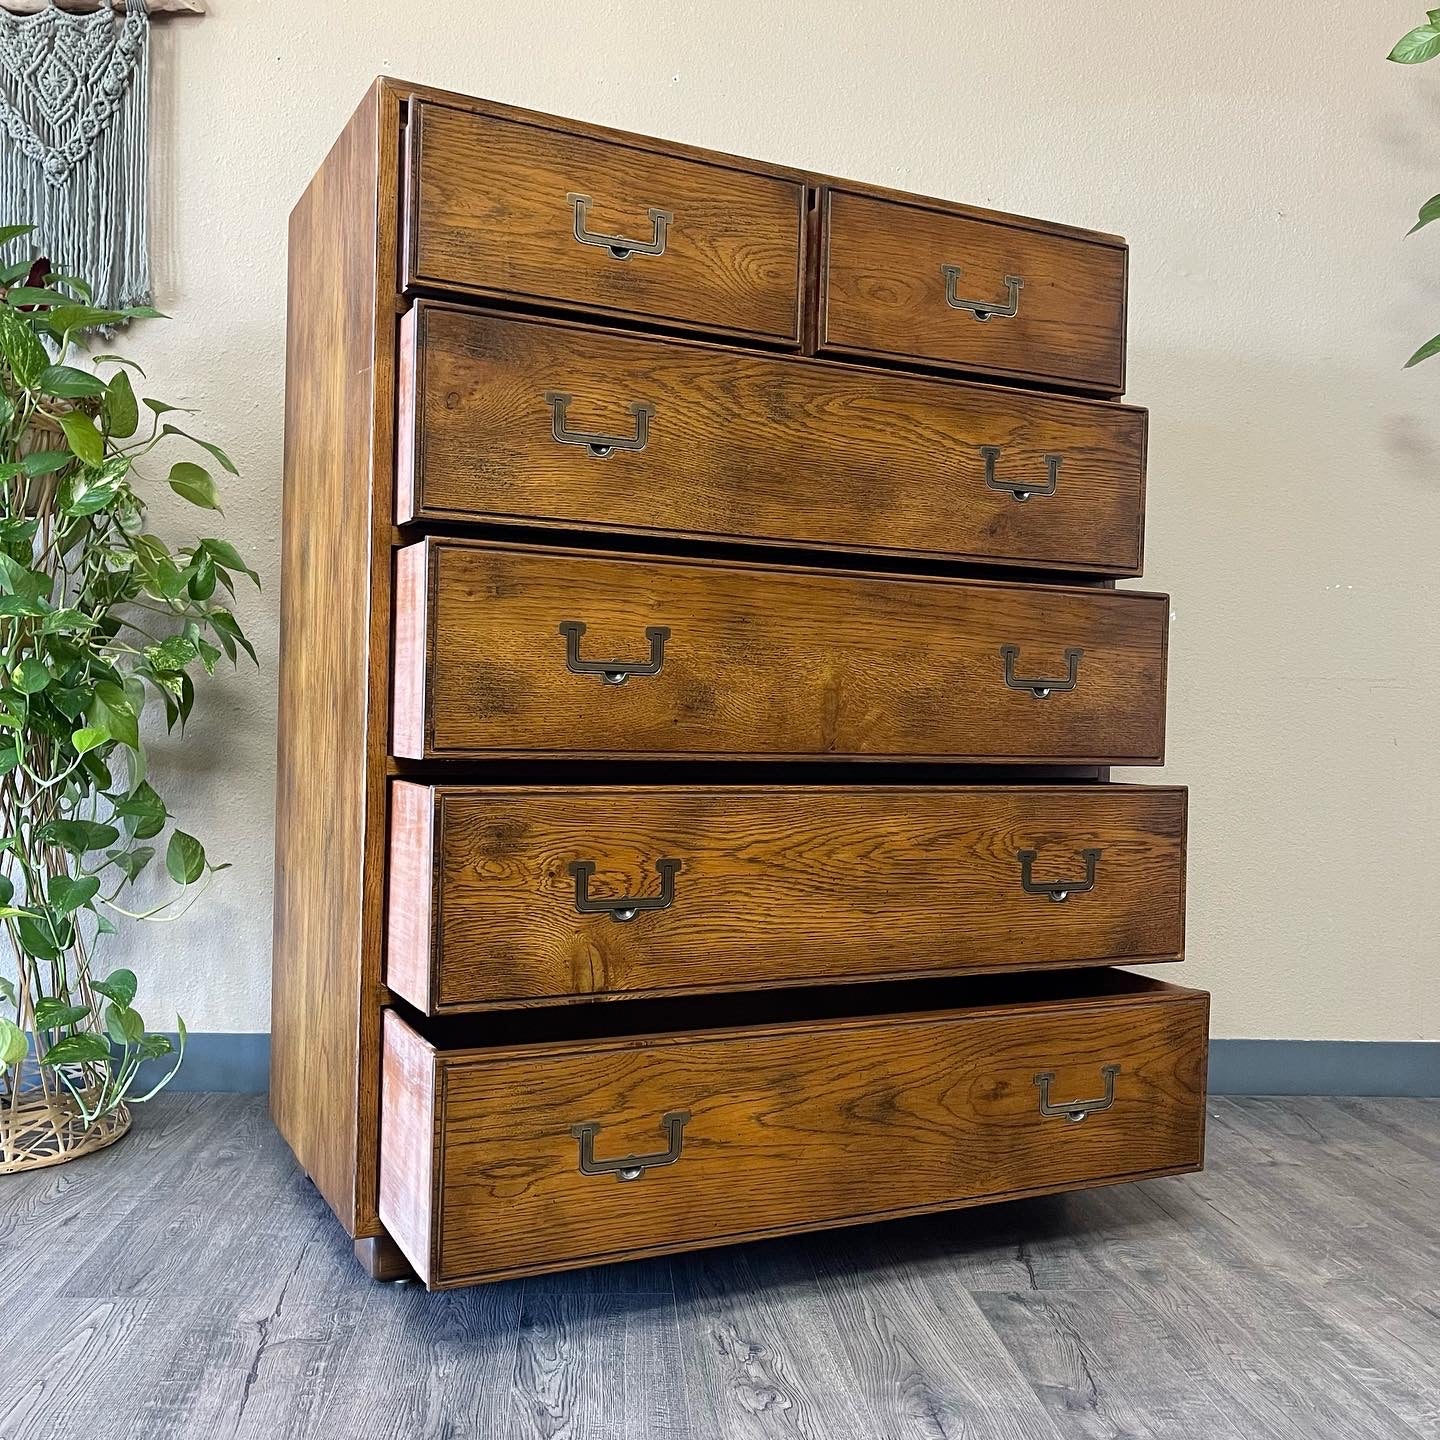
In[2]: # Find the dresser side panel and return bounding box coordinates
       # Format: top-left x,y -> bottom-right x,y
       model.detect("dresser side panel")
270,84 -> 389,1235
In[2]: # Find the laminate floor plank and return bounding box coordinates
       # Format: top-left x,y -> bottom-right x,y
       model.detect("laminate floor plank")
803,1227 -> 1068,1440
670,1242 -> 873,1439
1,1094 -> 1436,1440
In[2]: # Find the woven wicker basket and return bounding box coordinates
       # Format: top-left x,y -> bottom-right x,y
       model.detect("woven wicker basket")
0,1061 -> 131,1174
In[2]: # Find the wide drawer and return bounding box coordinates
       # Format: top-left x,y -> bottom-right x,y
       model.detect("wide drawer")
818,187 -> 1128,394
403,101 -> 805,344
379,972 -> 1209,1287
386,783 -> 1187,1010
392,540 -> 1168,763
398,304 -> 1148,576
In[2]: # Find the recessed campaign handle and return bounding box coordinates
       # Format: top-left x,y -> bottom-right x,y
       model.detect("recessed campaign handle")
1018,847 -> 1101,903
559,620 -> 669,685
942,264 -> 1023,321
1034,1065 -> 1120,1123
569,857 -> 681,922
1000,644 -> 1083,699
982,446 -> 1060,502
568,191 -> 672,260
545,392 -> 653,458
571,1111 -> 691,1181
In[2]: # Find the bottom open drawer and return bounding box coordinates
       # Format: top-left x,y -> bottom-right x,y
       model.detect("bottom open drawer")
379,971 -> 1209,1288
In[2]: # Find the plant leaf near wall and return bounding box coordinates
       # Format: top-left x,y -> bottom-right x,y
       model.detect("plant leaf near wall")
0,224 -> 258,1171
1390,13 -> 1440,364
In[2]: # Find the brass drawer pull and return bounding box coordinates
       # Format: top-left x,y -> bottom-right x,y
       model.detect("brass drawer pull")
571,1110 -> 691,1181
942,264 -> 1023,321
1000,644 -> 1082,699
1018,847 -> 1100,903
558,620 -> 669,685
569,857 -> 682,922
1034,1064 -> 1120,1123
982,446 -> 1060,502
568,191 -> 673,261
545,391 -> 653,458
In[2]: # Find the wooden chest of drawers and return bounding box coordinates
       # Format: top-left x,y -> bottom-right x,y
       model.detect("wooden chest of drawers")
272,79 -> 1204,1289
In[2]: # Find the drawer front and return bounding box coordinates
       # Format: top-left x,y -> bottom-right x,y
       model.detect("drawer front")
380,980 -> 1208,1286
404,102 -> 805,343
392,540 -> 1168,763
399,305 -> 1148,576
387,784 -> 1187,1010
819,188 -> 1128,393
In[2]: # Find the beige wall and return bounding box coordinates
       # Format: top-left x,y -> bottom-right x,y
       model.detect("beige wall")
110,0 -> 1438,1041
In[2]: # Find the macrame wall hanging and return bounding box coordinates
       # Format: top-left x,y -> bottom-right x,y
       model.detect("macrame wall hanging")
0,0 -> 151,311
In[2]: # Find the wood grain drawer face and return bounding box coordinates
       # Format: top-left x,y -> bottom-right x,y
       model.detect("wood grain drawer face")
404,102 -> 805,343
387,784 -> 1187,1010
392,540 -> 1168,763
819,188 -> 1128,393
398,305 -> 1148,575
379,979 -> 1208,1286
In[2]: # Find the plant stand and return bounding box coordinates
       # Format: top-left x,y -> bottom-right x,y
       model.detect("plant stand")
0,1062 -> 131,1174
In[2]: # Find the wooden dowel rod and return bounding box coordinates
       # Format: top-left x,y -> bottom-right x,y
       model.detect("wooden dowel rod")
0,0 -> 205,14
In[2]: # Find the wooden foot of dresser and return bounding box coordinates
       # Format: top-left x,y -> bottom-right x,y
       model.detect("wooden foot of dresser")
354,1233 -> 416,1284
271,79 -> 1202,1291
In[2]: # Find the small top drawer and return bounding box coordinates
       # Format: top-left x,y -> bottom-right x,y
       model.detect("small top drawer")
818,187 -> 1127,394
403,101 -> 807,344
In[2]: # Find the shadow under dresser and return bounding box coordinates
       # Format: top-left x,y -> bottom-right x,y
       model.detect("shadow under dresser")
271,78 -> 1205,1289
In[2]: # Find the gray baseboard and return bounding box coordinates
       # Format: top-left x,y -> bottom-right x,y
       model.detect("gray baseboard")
140,1034 -> 1440,1099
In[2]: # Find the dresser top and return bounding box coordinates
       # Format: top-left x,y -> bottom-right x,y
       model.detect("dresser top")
367,75 -> 1128,251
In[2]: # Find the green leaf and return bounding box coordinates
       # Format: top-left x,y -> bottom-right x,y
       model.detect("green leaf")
103,367 -> 139,438
90,968 -> 137,1007
48,873 -> 100,915
17,915 -> 59,961
1411,195 -> 1440,235
106,845 -> 154,881
93,352 -> 145,376
70,725 -> 108,755
0,972 -> 14,1003
11,657 -> 50,694
0,223 -> 34,246
168,461 -> 220,511
38,364 -> 106,399
0,1016 -> 27,1067
199,538 -> 260,587
113,781 -> 166,839
143,398 -> 191,417
1405,333 -> 1440,367
208,608 -> 256,665
104,1002 -> 144,1047
136,1033 -> 174,1061
6,287 -> 70,309
46,305 -> 126,335
58,409 -> 103,468
33,998 -> 90,1029
0,552 -> 51,599
19,449 -> 72,477
41,1032 -> 111,1066
165,829 -> 206,885
0,306 -> 48,388
144,635 -> 198,673
0,873 -> 11,906
162,424 -> 238,476
1390,22 -> 1440,61
37,818 -> 121,854
45,273 -> 93,301
87,681 -> 139,752
189,553 -> 216,602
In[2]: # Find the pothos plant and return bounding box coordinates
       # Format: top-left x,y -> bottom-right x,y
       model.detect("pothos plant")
1391,13 -> 1440,365
0,223 -> 257,1164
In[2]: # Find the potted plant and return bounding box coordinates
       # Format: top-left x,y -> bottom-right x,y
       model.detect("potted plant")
0,224 -> 257,1173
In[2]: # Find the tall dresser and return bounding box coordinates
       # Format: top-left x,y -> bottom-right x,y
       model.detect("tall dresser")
272,78 -> 1206,1289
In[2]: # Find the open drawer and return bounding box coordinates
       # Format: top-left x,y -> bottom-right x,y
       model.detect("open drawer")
379,971 -> 1208,1287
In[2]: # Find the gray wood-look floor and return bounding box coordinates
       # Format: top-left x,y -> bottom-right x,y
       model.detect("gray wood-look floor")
1,1094 -> 1437,1439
